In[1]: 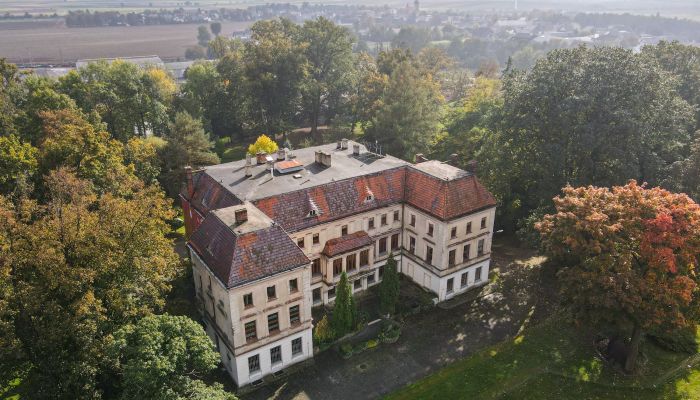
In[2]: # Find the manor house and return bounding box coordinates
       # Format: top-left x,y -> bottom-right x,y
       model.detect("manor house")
181,139 -> 496,386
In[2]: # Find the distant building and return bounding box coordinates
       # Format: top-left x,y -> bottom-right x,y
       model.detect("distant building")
182,140 -> 497,387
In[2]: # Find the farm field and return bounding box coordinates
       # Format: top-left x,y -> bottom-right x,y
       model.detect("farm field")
0,20 -> 252,63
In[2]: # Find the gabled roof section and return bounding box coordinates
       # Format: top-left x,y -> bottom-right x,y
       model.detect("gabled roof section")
253,168 -> 406,232
188,204 -> 310,289
182,170 -> 241,215
322,231 -> 373,257
404,164 -> 497,220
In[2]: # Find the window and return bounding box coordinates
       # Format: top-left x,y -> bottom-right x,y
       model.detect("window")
447,278 -> 454,293
467,222 -> 472,234
451,227 -> 457,239
393,210 -> 400,222
312,258 -> 321,276
292,337 -> 303,356
391,233 -> 399,250
354,279 -> 362,290
333,258 -> 342,276
328,287 -> 336,299
425,246 -> 433,264
289,278 -> 298,293
270,346 -> 282,365
341,225 -> 348,236
461,272 -> 468,288
481,217 -> 487,229
360,249 -> 369,267
463,244 -> 471,261
381,214 -> 387,226
378,237 -> 387,254
477,239 -> 485,256
367,273 -> 376,285
365,193 -> 374,202
289,305 -> 300,325
248,354 -> 260,374
312,287 -> 321,304
346,253 -> 357,272
409,236 -> 416,254
410,214 -> 416,227
267,285 -> 276,300
308,209 -> 318,217
475,266 -> 483,282
313,233 -> 320,245
368,217 -> 375,230
379,265 -> 384,278
243,293 -> 253,308
245,321 -> 257,341
268,312 -> 279,333
427,223 -> 434,237
297,237 -> 305,248
448,249 -> 456,266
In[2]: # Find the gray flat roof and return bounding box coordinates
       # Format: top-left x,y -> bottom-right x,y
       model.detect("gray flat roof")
204,141 -> 410,201
411,160 -> 471,181
212,202 -> 273,234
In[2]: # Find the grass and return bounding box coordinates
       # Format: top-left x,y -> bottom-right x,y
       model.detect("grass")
386,318 -> 700,400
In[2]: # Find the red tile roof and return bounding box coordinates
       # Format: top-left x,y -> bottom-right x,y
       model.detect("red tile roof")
184,171 -> 241,214
254,168 -> 406,232
188,213 -> 309,288
322,231 -> 373,257
404,167 -> 497,220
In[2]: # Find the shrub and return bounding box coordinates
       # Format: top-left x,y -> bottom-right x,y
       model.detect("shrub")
313,314 -> 335,344
366,339 -> 378,349
247,134 -> 278,155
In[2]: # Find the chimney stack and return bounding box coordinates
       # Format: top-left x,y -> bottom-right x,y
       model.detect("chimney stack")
337,139 -> 343,149
449,153 -> 459,166
234,208 -> 248,224
466,160 -> 478,175
414,153 -> 429,164
256,151 -> 266,165
353,144 -> 360,156
245,164 -> 252,177
277,148 -> 286,161
245,153 -> 252,166
315,150 -> 332,167
341,138 -> 349,150
185,166 -> 194,197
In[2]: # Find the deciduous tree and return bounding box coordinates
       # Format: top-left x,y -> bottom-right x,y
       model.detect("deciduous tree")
536,181 -> 700,372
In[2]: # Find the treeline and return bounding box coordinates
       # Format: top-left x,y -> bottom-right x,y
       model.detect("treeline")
0,57 -> 232,398
574,12 -> 700,40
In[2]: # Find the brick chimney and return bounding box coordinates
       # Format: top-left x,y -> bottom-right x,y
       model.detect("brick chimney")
353,144 -> 360,155
185,166 -> 194,197
235,208 -> 248,224
415,153 -> 429,164
315,150 -> 332,167
256,151 -> 266,165
449,153 -> 459,166
466,160 -> 478,175
277,148 -> 286,161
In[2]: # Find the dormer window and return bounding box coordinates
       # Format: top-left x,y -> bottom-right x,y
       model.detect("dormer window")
307,199 -> 320,218
364,187 -> 374,202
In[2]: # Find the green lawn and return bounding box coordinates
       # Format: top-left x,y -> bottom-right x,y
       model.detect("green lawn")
386,318 -> 700,400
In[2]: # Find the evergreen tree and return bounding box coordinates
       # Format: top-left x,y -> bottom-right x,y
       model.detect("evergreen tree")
379,253 -> 400,315
332,272 -> 356,337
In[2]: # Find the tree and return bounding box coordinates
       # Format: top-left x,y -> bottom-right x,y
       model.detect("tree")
14,75 -> 77,144
379,253 -> 400,315
485,46 -> 694,229
391,26 -> 431,54
210,22 -> 222,37
2,169 -> 179,398
185,46 -> 207,60
313,314 -> 335,343
108,314 -> 236,400
348,53 -> 387,132
159,112 -> 220,197
247,134 -> 278,155
299,17 -> 355,137
366,60 -> 444,160
0,134 -> 37,195
59,60 -> 175,141
37,109 -> 135,195
197,25 -> 212,47
536,181 -> 700,372
332,272 -> 357,337
243,18 -> 306,135
124,137 -> 164,185
0,58 -> 21,136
